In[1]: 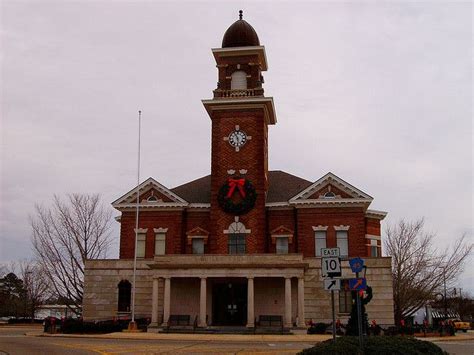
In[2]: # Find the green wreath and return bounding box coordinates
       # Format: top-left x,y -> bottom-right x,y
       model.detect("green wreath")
217,177 -> 257,215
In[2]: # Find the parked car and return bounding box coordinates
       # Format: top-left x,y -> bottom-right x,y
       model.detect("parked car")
453,319 -> 470,332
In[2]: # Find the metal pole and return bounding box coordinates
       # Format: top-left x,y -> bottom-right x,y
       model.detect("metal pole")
356,271 -> 363,350
331,290 -> 336,343
131,110 -> 142,325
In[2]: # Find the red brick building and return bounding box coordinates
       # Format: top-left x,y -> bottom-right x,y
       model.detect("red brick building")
83,12 -> 394,330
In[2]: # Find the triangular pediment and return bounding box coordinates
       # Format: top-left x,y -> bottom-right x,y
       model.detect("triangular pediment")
186,227 -> 210,236
289,172 -> 372,202
270,225 -> 294,235
112,177 -> 187,208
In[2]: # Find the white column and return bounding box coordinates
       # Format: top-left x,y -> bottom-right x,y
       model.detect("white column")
297,277 -> 305,327
162,277 -> 171,326
199,277 -> 207,327
151,278 -> 159,325
247,277 -> 255,328
284,277 -> 292,328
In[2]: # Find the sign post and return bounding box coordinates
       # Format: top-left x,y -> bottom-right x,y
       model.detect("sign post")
349,257 -> 366,351
321,248 -> 341,344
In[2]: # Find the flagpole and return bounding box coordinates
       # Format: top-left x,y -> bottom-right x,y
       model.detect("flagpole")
130,110 -> 141,330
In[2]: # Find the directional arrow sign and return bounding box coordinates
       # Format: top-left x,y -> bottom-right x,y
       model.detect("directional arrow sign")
324,279 -> 340,291
349,278 -> 367,291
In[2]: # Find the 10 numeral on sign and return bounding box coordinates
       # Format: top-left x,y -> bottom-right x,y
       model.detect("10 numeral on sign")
322,257 -> 341,277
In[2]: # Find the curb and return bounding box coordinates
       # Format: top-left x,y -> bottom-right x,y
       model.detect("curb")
26,332 -> 331,343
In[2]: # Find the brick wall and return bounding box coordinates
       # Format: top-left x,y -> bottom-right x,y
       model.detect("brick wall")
119,210 -> 184,258
184,211 -> 211,254
209,109 -> 268,254
266,209 -> 296,253
296,207 -> 367,257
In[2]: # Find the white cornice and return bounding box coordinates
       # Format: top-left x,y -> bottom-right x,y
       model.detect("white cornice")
211,46 -> 268,71
188,203 -> 211,209
289,198 -> 371,208
202,97 -> 277,125
265,202 -> 290,208
365,209 -> 388,220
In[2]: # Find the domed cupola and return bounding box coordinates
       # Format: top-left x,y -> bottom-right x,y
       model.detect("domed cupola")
222,10 -> 260,48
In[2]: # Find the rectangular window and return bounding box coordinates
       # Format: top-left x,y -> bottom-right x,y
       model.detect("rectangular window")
136,233 -> 146,258
192,238 -> 204,255
336,231 -> 348,257
276,237 -> 289,254
154,233 -> 166,255
228,233 -> 246,254
370,239 -> 378,257
315,231 -> 327,256
339,291 -> 352,313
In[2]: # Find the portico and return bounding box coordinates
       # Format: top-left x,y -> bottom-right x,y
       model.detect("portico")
148,254 -> 308,329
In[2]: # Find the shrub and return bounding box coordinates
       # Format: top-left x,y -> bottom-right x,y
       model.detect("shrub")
307,323 -> 329,334
57,317 -> 150,334
299,336 -> 448,354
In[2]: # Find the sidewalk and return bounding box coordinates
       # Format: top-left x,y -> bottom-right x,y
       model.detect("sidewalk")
27,330 -> 332,343
26,330 -> 474,343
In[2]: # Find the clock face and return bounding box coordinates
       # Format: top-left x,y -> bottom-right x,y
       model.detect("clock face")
228,130 -> 247,148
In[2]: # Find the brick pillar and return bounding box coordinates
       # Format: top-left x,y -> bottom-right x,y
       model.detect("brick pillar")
284,277 -> 292,328
247,277 -> 255,327
199,277 -> 207,327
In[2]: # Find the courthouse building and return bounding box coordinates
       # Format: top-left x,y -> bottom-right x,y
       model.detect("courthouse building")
83,12 -> 394,329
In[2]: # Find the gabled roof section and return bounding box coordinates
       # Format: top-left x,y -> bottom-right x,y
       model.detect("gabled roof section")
266,171 -> 312,203
171,175 -> 211,204
112,177 -> 188,208
289,172 -> 373,202
168,171 -> 313,204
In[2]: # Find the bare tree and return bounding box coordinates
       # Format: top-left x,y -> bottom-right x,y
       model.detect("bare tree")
17,260 -> 50,321
31,194 -> 112,314
384,218 -> 472,324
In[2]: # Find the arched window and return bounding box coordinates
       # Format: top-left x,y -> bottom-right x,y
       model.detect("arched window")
224,217 -> 250,255
324,191 -> 336,199
117,280 -> 131,312
231,71 -> 247,90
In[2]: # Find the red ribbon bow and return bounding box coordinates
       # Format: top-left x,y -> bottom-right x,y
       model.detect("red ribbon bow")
226,178 -> 246,198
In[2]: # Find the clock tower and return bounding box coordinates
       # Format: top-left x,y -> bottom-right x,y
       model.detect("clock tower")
202,11 -> 277,254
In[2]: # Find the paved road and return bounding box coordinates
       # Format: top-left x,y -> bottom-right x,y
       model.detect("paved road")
0,326 -> 315,355
433,340 -> 474,355
2,326 -> 473,355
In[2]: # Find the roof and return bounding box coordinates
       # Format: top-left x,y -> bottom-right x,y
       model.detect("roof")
170,170 -> 312,204
222,11 -> 260,48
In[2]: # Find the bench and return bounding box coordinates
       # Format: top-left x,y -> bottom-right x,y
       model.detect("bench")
258,315 -> 283,327
167,314 -> 191,327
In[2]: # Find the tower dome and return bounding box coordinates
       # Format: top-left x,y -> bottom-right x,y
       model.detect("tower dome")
222,10 -> 260,48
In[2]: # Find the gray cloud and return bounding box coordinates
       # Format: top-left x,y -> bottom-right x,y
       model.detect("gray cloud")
1,1 -> 472,291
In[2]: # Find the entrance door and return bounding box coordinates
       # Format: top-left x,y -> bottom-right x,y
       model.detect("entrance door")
212,281 -> 247,326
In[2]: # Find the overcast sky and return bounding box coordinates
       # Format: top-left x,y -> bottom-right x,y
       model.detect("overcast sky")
1,1 -> 472,292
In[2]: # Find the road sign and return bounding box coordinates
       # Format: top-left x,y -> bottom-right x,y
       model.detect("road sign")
341,278 -> 367,291
322,257 -> 341,277
349,278 -> 366,290
324,279 -> 340,291
349,257 -> 364,273
321,248 -> 340,257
